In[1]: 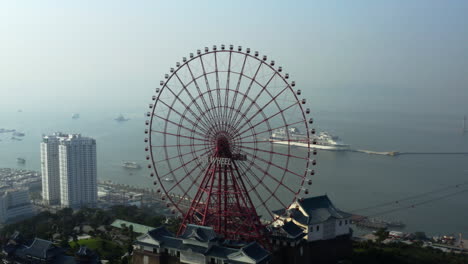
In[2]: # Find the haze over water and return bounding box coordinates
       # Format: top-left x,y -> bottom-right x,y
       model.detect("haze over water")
1,109 -> 467,236
1,1 -> 468,237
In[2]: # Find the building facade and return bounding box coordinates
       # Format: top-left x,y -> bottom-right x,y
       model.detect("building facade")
41,133 -> 97,208
40,133 -> 62,205
273,195 -> 352,242
0,188 -> 35,224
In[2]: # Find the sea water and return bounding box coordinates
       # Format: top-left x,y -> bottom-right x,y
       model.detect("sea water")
0,109 -> 467,236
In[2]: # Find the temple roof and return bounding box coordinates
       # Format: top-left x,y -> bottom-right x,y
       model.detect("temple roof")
179,224 -> 218,242
274,195 -> 351,225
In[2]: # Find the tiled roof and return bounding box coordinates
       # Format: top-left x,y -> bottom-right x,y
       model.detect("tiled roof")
274,195 -> 351,225
238,242 -> 270,262
135,225 -> 271,263
299,195 -> 351,225
21,238 -> 55,259
205,245 -> 237,259
281,221 -> 304,238
180,224 -> 217,242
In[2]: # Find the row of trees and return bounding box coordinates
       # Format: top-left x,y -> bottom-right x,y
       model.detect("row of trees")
0,205 -> 180,249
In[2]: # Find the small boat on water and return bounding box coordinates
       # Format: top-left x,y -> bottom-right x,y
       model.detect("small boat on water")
122,161 -> 141,169
72,113 -> 80,119
13,131 -> 25,137
115,114 -> 130,122
162,177 -> 175,182
17,158 -> 26,164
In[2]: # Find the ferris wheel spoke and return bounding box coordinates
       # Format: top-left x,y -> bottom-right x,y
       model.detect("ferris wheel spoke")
235,85 -> 290,135
233,161 -> 275,219
155,145 -> 211,164
173,72 -> 214,125
231,71 -> 277,129
237,161 -> 288,217
157,97 -> 210,135
185,62 -> 218,129
238,153 -> 296,195
241,150 -> 304,179
238,120 -> 307,141
159,153 -> 207,180
228,60 -> 263,130
222,51 -> 233,132
153,113 -> 207,139
227,54 -> 248,126
165,150 -> 211,194
172,162 -> 214,210
237,100 -> 298,137
163,84 -> 212,133
199,55 -> 223,133
152,130 -> 209,142
240,145 -> 307,160
152,143 -> 209,148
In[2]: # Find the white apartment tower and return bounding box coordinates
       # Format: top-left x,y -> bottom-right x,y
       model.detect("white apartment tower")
41,133 -> 97,208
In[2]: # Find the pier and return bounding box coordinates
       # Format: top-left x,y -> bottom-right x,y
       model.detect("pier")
349,149 -> 468,157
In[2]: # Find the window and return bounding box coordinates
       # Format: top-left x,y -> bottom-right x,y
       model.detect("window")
339,220 -> 342,226
345,220 -> 348,225
316,225 -> 319,231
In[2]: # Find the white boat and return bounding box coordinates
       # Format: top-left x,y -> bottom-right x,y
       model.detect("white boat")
122,161 -> 141,169
270,128 -> 350,151
162,177 -> 175,182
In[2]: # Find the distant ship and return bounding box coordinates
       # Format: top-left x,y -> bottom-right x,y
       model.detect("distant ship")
17,158 -> 26,164
0,128 -> 15,133
72,113 -> 80,119
270,128 -> 350,151
115,114 -> 130,122
162,177 -> 175,182
122,161 -> 141,169
12,131 -> 25,137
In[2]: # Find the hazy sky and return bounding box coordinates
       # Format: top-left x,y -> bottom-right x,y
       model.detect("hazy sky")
1,1 -> 467,115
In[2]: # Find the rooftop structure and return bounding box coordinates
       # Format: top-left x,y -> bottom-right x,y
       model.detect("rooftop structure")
273,195 -> 352,242
2,232 -> 100,264
133,224 -> 271,264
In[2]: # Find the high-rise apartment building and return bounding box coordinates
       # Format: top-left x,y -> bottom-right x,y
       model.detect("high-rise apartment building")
41,133 -> 97,208
40,133 -> 62,205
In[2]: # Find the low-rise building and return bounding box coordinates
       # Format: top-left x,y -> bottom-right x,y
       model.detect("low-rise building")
133,224 -> 271,264
0,188 -> 35,224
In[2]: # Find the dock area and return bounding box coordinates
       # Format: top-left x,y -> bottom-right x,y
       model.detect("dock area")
349,149 -> 468,157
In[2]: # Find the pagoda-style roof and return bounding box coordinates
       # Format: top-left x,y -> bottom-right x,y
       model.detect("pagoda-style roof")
179,224 -> 218,242
135,224 -> 270,263
274,195 -> 351,225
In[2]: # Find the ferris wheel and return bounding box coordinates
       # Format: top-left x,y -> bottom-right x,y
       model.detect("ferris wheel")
145,44 -> 315,241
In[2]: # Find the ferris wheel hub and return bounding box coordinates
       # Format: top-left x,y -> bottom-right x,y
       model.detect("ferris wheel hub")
215,134 -> 232,158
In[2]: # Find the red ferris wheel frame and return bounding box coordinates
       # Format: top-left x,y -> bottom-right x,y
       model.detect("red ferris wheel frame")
145,44 -> 315,242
